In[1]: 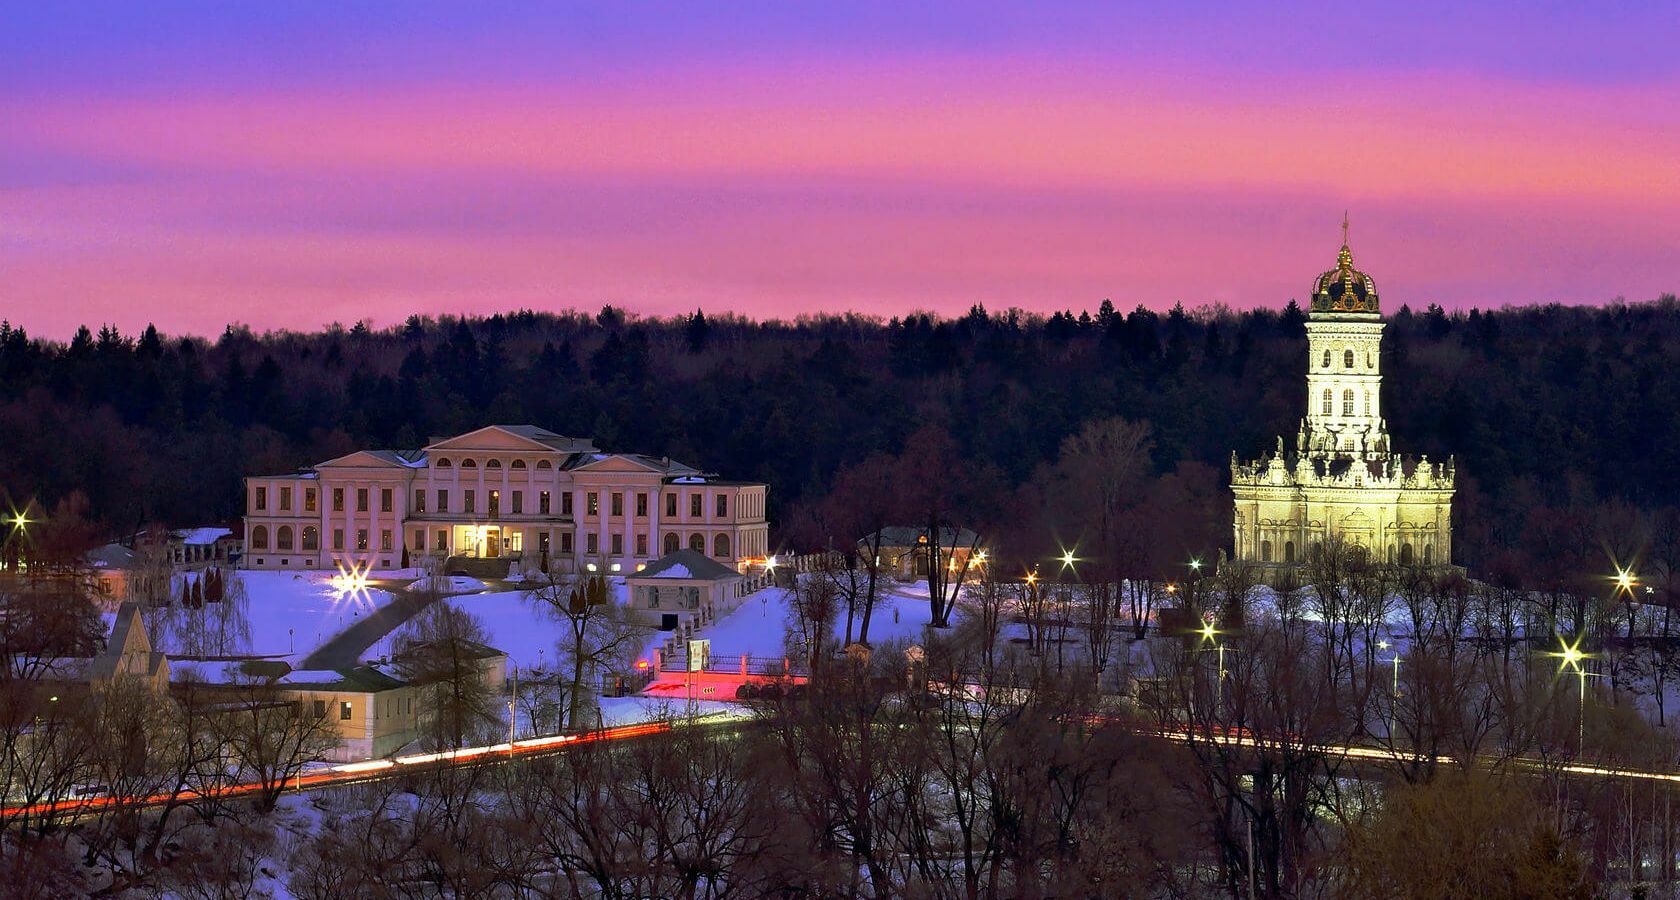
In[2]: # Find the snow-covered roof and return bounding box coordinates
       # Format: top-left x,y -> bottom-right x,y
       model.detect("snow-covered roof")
175,526 -> 234,546
629,549 -> 741,583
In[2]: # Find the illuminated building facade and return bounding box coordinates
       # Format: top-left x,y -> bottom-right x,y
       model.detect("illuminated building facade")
1230,235 -> 1454,569
243,425 -> 770,575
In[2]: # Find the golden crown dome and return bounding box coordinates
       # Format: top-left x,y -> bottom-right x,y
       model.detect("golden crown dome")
1311,218 -> 1379,314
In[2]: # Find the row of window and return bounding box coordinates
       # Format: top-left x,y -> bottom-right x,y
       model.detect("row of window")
257,484 -> 736,520
1320,348 -> 1376,370
1320,387 -> 1373,417
408,528 -> 736,558
432,457 -> 551,470
1258,539 -> 1434,565
250,524 -> 392,553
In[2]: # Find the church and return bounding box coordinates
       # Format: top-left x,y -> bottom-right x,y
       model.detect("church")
1230,231 -> 1455,570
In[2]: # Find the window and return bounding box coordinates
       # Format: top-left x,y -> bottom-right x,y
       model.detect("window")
303,526 -> 319,551
356,529 -> 368,551
587,533 -> 598,554
1260,540 -> 1273,561
714,533 -> 731,558
381,529 -> 393,552
1367,352 -> 1374,368
486,459 -> 501,469
340,701 -> 353,721
435,457 -> 451,468
1363,390 -> 1371,415
636,534 -> 647,556
313,700 -> 327,718
511,459 -> 526,469
611,493 -> 623,517
539,491 -> 550,514
716,495 -> 728,517
611,534 -> 623,555
1343,349 -> 1355,368
587,493 -> 599,516
1322,388 -> 1332,416
1321,349 -> 1331,368
1400,543 -> 1414,566
254,487 -> 267,511
333,529 -> 345,551
412,529 -> 425,551
333,488 -> 345,512
665,494 -> 677,517
562,493 -> 573,516
539,532 -> 550,554
435,529 -> 447,551
690,494 -> 702,517
536,459 -> 552,470
664,533 -> 679,554
305,488 -> 317,512
561,533 -> 574,553
413,490 -> 426,513
1284,541 -> 1296,563
1342,388 -> 1354,416
489,490 -> 500,517
437,489 -> 448,512
251,525 -> 269,550
461,458 -> 477,469
280,486 -> 292,511
636,493 -> 648,517
381,488 -> 393,513
464,490 -> 475,513
357,488 -> 369,512
512,491 -> 523,514
277,526 -> 294,550
689,533 -> 705,552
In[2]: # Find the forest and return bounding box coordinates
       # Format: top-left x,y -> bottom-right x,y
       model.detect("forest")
1,294 -> 1677,576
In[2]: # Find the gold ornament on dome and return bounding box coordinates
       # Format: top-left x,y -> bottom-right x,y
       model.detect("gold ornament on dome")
1310,220 -> 1379,314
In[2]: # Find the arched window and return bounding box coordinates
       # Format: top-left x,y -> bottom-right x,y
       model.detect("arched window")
486,459 -> 502,469
1321,349 -> 1331,368
1366,352 -> 1374,368
1261,540 -> 1273,562
1400,543 -> 1414,566
536,460 -> 553,470
1284,541 -> 1296,563
277,526 -> 294,550
251,525 -> 269,550
1424,544 -> 1434,566
302,526 -> 319,551
1387,544 -> 1396,564
1342,389 -> 1354,416
1322,388 -> 1332,416
461,458 -> 477,469
510,459 -> 526,469
664,533 -> 680,554
714,533 -> 731,558
1343,349 -> 1355,368
434,457 -> 452,468
689,534 -> 705,553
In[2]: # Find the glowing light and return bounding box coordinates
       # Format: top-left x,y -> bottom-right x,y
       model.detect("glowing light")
765,554 -> 778,571
1024,570 -> 1038,586
1551,634 -> 1589,673
636,659 -> 649,670
1189,558 -> 1202,572
1614,566 -> 1638,595
330,562 -> 371,597
975,551 -> 987,564
1198,618 -> 1217,643
1377,640 -> 1390,651
10,514 -> 27,528
1166,583 -> 1177,594
1058,548 -> 1078,570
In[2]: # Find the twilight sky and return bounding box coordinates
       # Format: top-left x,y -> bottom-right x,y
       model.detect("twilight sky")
3,2 -> 1678,337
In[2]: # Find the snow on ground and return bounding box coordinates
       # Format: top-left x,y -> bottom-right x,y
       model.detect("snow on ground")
421,579 -> 664,671
145,570 -> 399,660
698,583 -> 951,659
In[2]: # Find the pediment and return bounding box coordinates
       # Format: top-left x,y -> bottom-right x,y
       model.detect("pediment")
425,426 -> 564,453
572,454 -> 667,474
316,450 -> 412,469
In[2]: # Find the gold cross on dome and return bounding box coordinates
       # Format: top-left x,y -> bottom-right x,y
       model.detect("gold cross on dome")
1341,211 -> 1350,247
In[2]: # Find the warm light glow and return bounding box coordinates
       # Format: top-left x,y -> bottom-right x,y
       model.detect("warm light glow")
636,659 -> 649,670
765,554 -> 779,571
1058,548 -> 1078,570
329,561 -> 371,596
1377,640 -> 1390,651
1614,566 -> 1638,595
1024,570 -> 1038,586
1552,634 -> 1589,673
1165,583 -> 1177,594
1189,558 -> 1202,572
1198,618 -> 1217,643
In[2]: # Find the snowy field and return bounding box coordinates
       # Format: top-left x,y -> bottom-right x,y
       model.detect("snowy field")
143,570 -> 400,660
699,583 -> 952,659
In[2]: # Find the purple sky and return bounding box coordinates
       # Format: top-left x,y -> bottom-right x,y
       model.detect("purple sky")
3,2 -> 1677,337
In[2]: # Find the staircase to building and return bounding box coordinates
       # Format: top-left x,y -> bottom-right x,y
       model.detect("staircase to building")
443,555 -> 512,580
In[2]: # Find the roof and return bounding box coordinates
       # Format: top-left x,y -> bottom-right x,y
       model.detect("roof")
277,664 -> 409,693
863,526 -> 982,549
174,526 -> 233,546
86,542 -> 137,570
425,425 -> 596,454
629,549 -> 742,582
89,603 -> 168,681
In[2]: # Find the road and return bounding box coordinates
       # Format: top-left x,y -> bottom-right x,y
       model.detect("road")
2,713 -> 744,823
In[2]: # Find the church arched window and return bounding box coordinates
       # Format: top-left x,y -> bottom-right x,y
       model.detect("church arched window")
1284,541 -> 1296,563
1321,349 -> 1331,368
1366,352 -> 1374,368
1342,389 -> 1354,416
1424,544 -> 1434,566
1322,388 -> 1332,416
1343,349 -> 1355,368
1261,540 -> 1273,562
1400,543 -> 1414,566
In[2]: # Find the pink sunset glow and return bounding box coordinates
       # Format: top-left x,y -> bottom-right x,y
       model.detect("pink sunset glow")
3,9 -> 1677,337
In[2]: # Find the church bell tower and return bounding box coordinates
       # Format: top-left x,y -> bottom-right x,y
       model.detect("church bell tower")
1299,218 -> 1389,458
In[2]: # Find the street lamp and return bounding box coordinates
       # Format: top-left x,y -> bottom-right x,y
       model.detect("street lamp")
1613,566 -> 1638,598
1197,618 -> 1230,707
1377,640 -> 1402,741
1058,548 -> 1079,572
1550,634 -> 1599,754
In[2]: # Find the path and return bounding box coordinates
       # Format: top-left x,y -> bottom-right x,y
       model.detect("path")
299,581 -> 441,669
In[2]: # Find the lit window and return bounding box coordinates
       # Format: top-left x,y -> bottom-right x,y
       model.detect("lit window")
1342,389 -> 1354,416
1321,388 -> 1332,416
1343,349 -> 1354,368
340,701 -> 353,721
254,487 -> 267,511
587,493 -> 599,516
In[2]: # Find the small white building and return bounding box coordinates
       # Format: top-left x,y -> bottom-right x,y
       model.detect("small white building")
624,549 -> 746,633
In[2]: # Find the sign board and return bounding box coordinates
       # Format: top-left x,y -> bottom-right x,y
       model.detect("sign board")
687,639 -> 711,673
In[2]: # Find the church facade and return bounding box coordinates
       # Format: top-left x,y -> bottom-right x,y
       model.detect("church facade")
1230,236 -> 1455,570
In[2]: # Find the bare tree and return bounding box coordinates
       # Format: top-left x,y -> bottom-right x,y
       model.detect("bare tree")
392,601 -> 502,748
527,570 -> 646,731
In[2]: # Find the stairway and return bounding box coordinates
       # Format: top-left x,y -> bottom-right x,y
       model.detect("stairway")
443,555 -> 512,580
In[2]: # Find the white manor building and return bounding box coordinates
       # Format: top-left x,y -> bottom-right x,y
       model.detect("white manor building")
242,425 -> 770,576
1230,234 -> 1455,570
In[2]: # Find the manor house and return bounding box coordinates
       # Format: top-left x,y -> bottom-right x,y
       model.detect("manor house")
242,425 -> 770,576
1230,233 -> 1455,569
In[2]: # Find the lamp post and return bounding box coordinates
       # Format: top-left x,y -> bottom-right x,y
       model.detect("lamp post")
1198,617 -> 1229,708
1552,635 -> 1599,754
1378,639 -> 1402,741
